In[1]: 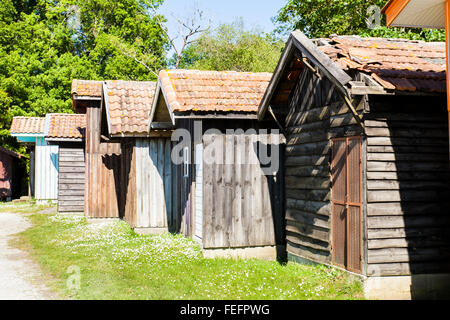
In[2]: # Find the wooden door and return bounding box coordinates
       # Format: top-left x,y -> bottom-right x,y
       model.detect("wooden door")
331,136 -> 362,273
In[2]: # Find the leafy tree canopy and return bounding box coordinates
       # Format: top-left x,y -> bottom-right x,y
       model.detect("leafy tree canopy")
176,19 -> 285,73
274,0 -> 445,41
0,0 -> 168,150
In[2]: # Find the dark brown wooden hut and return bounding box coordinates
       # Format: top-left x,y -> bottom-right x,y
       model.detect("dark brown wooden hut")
151,69 -> 285,260
258,31 -> 450,298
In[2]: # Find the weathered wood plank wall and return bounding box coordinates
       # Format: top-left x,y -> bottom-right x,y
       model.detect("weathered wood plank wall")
58,144 -> 85,213
85,104 -> 122,218
283,67 -> 364,265
175,119 -> 284,249
178,119 -> 194,237
202,130 -> 284,249
121,139 -> 136,226
364,95 -> 450,276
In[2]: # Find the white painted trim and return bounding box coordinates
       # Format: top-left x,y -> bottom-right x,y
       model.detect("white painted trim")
102,82 -> 112,136
158,79 -> 176,125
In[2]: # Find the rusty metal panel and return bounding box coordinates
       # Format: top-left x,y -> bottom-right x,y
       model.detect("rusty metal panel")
347,137 -> 362,273
332,203 -> 347,268
331,139 -> 347,202
331,136 -> 362,273
347,137 -> 361,204
347,205 -> 361,273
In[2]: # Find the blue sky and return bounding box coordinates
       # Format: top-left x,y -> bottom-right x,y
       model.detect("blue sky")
157,0 -> 288,56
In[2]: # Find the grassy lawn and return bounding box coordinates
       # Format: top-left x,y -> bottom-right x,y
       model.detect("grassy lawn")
6,204 -> 363,300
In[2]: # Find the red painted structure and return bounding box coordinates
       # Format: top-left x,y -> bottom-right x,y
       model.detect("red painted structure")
0,146 -> 25,201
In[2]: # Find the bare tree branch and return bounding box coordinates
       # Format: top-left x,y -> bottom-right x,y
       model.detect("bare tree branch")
150,4 -> 212,68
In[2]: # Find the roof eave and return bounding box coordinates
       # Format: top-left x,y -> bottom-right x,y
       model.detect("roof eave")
258,30 -> 352,120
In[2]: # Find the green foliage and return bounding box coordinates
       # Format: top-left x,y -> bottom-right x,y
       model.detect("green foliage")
177,19 -> 285,73
274,0 -> 445,41
0,0 -> 169,150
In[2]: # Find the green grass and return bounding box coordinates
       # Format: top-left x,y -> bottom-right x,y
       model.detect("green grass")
13,205 -> 363,300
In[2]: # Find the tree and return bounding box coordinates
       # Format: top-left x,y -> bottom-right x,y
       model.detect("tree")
151,4 -> 212,69
177,20 -> 285,73
274,0 -> 445,41
0,0 -> 169,149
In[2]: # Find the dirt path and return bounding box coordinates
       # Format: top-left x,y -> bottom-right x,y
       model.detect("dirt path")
0,212 -> 56,300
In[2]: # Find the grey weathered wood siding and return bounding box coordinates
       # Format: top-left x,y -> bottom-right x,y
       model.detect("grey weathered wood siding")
58,145 -> 85,213
364,95 -> 450,276
136,138 -> 177,229
121,137 -> 178,231
175,119 -> 285,250
282,67 -> 364,265
202,130 -> 284,249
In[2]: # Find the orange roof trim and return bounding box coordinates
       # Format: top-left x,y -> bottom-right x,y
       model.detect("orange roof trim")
382,0 -> 411,26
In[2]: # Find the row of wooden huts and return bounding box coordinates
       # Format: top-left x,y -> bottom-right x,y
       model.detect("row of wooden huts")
70,74 -> 285,258
9,30 -> 450,298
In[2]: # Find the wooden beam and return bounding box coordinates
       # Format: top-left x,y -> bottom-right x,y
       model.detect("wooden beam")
290,30 -> 352,91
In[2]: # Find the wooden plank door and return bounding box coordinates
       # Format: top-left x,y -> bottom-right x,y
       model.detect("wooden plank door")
194,143 -> 203,242
331,136 -> 362,273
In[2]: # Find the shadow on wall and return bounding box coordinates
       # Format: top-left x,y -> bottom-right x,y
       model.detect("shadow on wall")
102,153 -> 124,218
255,136 -> 287,263
373,94 -> 450,299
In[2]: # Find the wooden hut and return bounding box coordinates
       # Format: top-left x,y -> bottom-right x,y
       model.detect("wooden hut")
71,80 -> 122,219
10,116 -> 59,204
0,147 -> 25,201
100,80 -> 176,234
257,31 -> 450,298
150,69 -> 285,260
45,113 -> 86,213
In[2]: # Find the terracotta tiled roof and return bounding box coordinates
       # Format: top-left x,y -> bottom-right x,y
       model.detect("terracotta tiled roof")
46,114 -> 86,140
104,80 -> 157,135
10,117 -> 45,134
71,79 -> 103,97
318,36 -> 446,93
159,69 -> 273,113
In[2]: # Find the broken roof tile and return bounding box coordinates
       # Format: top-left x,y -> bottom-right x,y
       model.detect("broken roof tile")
318,36 -> 446,93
